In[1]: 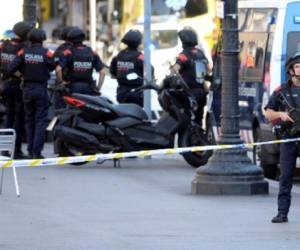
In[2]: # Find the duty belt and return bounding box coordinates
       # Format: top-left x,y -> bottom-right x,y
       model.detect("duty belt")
23,81 -> 47,86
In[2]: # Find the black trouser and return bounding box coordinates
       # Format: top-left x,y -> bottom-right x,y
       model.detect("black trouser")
191,87 -> 207,127
277,141 -> 300,215
117,86 -> 143,107
70,82 -> 94,95
2,80 -> 25,154
53,89 -> 66,110
23,83 -> 49,157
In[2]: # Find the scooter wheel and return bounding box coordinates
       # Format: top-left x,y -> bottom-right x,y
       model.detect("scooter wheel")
178,128 -> 212,168
55,138 -> 87,166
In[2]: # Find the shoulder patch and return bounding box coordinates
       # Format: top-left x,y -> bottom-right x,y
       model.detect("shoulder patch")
17,49 -> 24,56
178,53 -> 188,62
47,49 -> 54,58
138,53 -> 144,61
63,49 -> 72,56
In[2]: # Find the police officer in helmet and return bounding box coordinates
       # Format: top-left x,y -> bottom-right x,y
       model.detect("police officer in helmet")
54,26 -> 74,61
53,26 -> 74,109
264,52 -> 300,223
56,27 -> 105,95
110,29 -> 152,107
172,28 -> 210,127
8,28 -> 55,159
0,21 -> 33,158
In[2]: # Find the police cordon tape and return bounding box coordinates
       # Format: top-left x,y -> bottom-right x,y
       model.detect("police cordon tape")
1,137 -> 300,169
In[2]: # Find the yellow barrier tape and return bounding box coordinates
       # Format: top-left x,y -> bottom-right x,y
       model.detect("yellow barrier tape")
111,153 -> 124,160
191,146 -> 205,152
58,157 -> 69,165
1,137 -> 300,169
29,159 -> 43,167
165,149 -> 176,155
218,145 -> 232,149
2,160 -> 13,168
86,155 -> 97,162
138,150 -> 151,157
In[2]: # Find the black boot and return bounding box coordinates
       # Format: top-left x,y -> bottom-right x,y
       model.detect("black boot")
32,154 -> 45,159
14,151 -> 30,159
271,214 -> 288,223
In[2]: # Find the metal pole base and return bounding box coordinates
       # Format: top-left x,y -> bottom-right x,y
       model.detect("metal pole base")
191,147 -> 269,195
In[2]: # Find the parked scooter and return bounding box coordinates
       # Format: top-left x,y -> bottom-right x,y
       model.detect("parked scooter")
48,71 -> 212,167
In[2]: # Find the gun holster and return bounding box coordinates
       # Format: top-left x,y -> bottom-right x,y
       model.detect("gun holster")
287,108 -> 300,136
272,124 -> 286,139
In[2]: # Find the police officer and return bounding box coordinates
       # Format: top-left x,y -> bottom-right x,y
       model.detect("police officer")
56,27 -> 105,95
110,29 -> 148,107
0,21 -> 33,158
53,26 -> 74,109
8,28 -> 55,159
172,28 -> 210,126
53,26 -> 74,63
264,52 -> 300,223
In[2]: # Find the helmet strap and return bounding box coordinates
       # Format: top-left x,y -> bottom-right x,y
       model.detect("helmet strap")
290,68 -> 300,79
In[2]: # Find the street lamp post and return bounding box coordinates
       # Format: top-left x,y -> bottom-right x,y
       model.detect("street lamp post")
23,0 -> 37,26
191,0 -> 268,195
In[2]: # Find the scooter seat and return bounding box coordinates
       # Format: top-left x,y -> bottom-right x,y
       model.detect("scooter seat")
112,103 -> 148,120
71,94 -> 148,120
72,94 -> 113,109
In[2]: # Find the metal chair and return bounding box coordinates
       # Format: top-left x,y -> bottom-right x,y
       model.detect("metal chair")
0,129 -> 20,197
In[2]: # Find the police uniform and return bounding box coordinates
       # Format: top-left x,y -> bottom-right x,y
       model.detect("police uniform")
176,47 -> 208,124
54,42 -> 72,64
110,48 -> 145,107
59,44 -> 104,95
53,26 -> 74,79
8,29 -> 55,158
0,38 -> 26,157
265,82 -> 300,218
53,41 -> 73,109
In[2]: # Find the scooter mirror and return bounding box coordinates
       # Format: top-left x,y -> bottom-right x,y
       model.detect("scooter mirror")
126,73 -> 139,81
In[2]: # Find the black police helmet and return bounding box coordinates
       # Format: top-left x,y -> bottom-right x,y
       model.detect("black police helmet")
60,26 -> 74,41
28,28 -> 47,43
286,52 -> 300,74
178,28 -> 198,48
13,21 -> 33,40
121,29 -> 142,48
67,27 -> 85,43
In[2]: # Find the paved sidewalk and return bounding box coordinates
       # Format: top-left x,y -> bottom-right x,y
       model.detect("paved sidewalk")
1,150 -> 300,250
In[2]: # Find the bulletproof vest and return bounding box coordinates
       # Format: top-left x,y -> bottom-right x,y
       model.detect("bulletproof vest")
54,42 -> 72,63
278,86 -> 300,136
116,50 -> 143,87
22,46 -> 51,83
0,40 -> 23,75
69,46 -> 94,83
180,48 -> 207,88
280,86 -> 300,111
